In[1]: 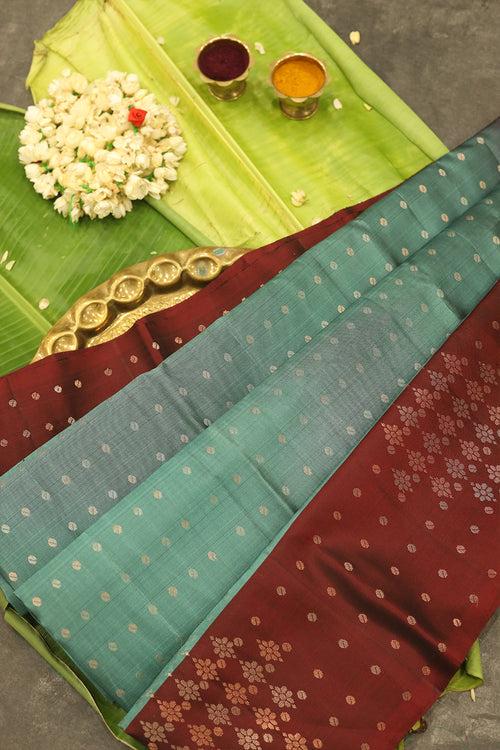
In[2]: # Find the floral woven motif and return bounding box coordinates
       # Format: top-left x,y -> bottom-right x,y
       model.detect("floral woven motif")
125,284 -> 499,750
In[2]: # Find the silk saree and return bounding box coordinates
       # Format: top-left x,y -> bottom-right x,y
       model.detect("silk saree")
0,122 -> 499,748
2,122 -> 498,594
0,194 -> 382,475
125,282 -> 500,750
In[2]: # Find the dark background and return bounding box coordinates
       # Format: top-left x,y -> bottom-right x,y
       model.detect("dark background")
0,1 -> 498,748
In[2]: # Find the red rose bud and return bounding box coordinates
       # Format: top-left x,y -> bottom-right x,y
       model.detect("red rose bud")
128,107 -> 147,127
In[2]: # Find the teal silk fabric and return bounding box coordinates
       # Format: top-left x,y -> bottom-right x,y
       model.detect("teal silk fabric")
1,125 -> 499,713
1,125 -> 499,592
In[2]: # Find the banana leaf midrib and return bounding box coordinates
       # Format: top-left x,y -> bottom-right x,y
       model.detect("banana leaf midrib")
27,0 -> 304,238
0,102 -> 26,115
0,271 -> 51,336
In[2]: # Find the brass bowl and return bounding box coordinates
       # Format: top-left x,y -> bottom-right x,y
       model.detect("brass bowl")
196,36 -> 252,101
270,52 -> 328,119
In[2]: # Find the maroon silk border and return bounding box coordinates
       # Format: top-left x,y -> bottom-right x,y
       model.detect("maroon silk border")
126,284 -> 500,750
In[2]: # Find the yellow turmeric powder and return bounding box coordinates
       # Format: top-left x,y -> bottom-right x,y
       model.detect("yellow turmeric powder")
272,56 -> 326,98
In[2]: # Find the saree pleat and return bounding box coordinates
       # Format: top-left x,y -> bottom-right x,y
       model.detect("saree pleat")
0,194 -> 383,475
123,285 -> 499,750
1,124 -> 498,597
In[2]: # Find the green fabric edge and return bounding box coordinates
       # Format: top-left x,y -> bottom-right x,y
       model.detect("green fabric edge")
0,588 -> 145,750
446,639 -> 483,691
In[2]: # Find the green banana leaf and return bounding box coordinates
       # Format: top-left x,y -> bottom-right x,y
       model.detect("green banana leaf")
28,0 -> 446,246
446,640 -> 483,692
2,0 -> 447,373
0,105 -> 196,375
397,645 -> 483,748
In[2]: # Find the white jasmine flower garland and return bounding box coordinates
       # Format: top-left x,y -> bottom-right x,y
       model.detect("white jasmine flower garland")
19,70 -> 187,222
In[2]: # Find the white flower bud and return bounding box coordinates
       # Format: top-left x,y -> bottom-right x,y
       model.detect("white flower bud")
100,124 -> 118,142
112,199 -> 131,218
18,142 -> 43,164
19,127 -> 43,145
150,151 -> 163,168
69,73 -> 88,93
25,105 -> 42,124
70,203 -> 83,222
94,199 -> 114,218
147,180 -> 168,199
66,129 -> 84,149
24,163 -> 43,180
107,70 -> 127,83
54,194 -> 70,215
121,73 -> 140,95
135,152 -> 150,170
33,173 -> 57,199
124,174 -> 149,200
78,136 -> 98,157
108,91 -> 123,107
105,149 -> 123,166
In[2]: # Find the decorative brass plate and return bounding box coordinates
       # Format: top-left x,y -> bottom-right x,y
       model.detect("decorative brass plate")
34,246 -> 254,360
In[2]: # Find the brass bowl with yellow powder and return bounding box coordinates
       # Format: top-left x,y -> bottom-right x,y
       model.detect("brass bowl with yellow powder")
271,53 -> 328,119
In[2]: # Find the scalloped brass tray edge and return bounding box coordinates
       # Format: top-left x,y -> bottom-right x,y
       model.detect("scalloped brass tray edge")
34,246 -> 254,361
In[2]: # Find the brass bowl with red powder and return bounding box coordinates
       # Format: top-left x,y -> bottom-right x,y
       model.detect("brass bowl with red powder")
197,36 -> 252,101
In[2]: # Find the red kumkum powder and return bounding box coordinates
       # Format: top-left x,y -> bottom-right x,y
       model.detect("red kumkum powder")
197,38 -> 250,82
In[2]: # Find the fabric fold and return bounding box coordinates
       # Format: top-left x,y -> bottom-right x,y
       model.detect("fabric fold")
10,219 -> 499,710
122,283 -> 499,750
0,126 -> 498,750
1,124 -> 498,595
0,194 -> 383,474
